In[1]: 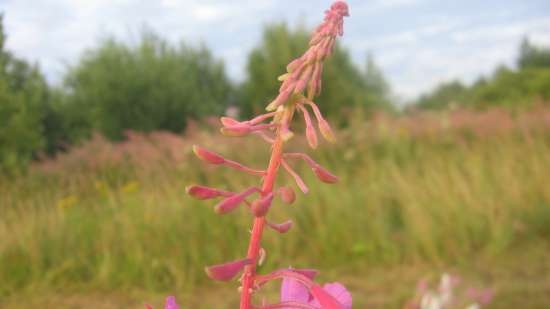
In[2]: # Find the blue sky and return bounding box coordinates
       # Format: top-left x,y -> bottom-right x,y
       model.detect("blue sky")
2,0 -> 550,101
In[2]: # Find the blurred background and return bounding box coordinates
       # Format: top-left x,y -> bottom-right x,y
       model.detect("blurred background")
0,0 -> 549,308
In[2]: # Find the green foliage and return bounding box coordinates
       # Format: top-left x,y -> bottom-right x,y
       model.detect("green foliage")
240,23 -> 391,120
416,39 -> 550,110
416,80 -> 468,110
62,30 -> 233,140
0,14 -> 49,172
1,111 -> 549,308
518,38 -> 550,69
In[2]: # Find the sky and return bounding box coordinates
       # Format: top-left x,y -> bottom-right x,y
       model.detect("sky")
2,0 -> 550,101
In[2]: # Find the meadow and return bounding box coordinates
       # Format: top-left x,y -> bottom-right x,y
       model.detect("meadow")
1,106 -> 550,309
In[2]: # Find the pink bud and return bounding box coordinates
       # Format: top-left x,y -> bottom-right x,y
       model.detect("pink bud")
319,119 -> 336,143
220,124 -> 252,137
286,57 -> 303,73
266,88 -> 293,111
278,186 -> 296,204
266,220 -> 293,233
186,185 -> 229,200
220,116 -> 241,127
193,145 -> 225,165
205,258 -> 252,281
282,160 -> 309,194
299,104 -> 318,149
310,284 -> 345,309
251,192 -> 275,217
215,187 -> 259,214
313,165 -> 339,183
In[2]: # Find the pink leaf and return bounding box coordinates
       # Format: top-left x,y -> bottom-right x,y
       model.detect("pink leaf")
205,258 -> 252,281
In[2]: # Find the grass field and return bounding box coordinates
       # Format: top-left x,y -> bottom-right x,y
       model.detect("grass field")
1,107 -> 549,308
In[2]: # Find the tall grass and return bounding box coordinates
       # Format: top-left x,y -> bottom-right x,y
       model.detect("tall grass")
1,107 -> 549,306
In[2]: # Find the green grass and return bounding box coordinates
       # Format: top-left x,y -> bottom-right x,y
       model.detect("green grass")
1,108 -> 549,308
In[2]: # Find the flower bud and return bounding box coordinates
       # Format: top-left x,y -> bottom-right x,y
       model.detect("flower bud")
193,145 -> 225,165
215,187 -> 259,214
319,119 -> 336,143
205,258 -> 252,281
251,192 -> 274,217
313,165 -> 339,183
186,185 -> 228,200
266,220 -> 293,234
278,186 -> 296,204
220,116 -> 241,127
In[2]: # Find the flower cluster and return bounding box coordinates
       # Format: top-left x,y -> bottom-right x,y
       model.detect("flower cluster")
150,2 -> 351,309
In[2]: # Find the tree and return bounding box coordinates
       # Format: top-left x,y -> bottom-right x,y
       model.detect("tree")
518,38 -> 550,70
240,23 -> 392,121
63,30 -> 233,140
0,14 -> 49,171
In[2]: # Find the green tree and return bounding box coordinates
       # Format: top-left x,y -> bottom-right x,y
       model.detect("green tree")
0,14 -> 49,171
240,23 -> 391,120
518,38 -> 550,70
63,30 -> 233,140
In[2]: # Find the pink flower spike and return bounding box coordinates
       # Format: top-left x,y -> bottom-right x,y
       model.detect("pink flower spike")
205,258 -> 252,281
186,185 -> 231,200
310,284 -> 345,309
215,187 -> 260,214
298,104 -> 318,149
251,192 -> 275,217
278,186 -> 296,204
282,160 -> 309,194
193,145 -> 226,165
266,220 -> 293,234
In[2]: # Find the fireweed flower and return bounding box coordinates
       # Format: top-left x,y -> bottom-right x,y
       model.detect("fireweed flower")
184,2 -> 351,309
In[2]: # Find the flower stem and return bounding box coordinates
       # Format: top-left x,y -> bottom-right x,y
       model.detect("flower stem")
240,108 -> 291,309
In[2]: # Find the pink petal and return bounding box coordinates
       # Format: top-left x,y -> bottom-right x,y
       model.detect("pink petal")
193,145 -> 225,165
266,220 -> 293,234
320,283 -> 352,309
164,296 -> 179,309
266,88 -> 293,111
310,284 -> 345,309
186,185 -> 229,200
205,258 -> 252,281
